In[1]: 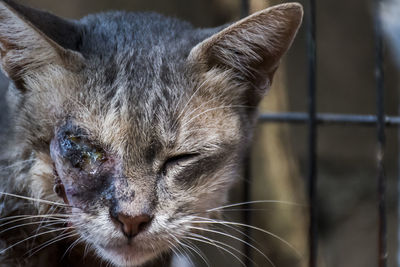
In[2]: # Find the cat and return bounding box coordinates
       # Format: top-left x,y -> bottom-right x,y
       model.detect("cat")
0,0 -> 303,266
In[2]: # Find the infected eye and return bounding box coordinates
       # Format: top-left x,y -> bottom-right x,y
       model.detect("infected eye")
161,153 -> 200,176
60,133 -> 106,169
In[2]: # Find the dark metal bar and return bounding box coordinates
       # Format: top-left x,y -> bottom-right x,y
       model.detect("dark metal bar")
307,0 -> 318,267
397,94 -> 400,267
243,154 -> 252,267
240,0 -> 249,18
258,112 -> 400,126
374,0 -> 387,266
240,0 -> 252,266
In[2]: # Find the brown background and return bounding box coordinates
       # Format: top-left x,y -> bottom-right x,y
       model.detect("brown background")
1,0 -> 399,266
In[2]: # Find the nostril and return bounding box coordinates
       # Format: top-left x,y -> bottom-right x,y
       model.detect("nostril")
111,212 -> 152,238
138,220 -> 148,232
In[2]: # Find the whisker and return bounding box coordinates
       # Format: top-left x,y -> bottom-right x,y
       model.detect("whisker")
174,77 -> 212,126
0,215 -> 69,229
0,192 -> 70,207
62,235 -> 84,259
26,231 -> 79,257
0,219 -> 66,235
34,219 -> 70,232
189,226 -> 274,267
0,226 -> 75,255
180,240 -> 209,267
83,240 -> 92,259
166,240 -> 182,264
191,217 -> 302,258
178,93 -> 228,126
189,232 -> 260,267
170,240 -> 195,266
0,214 -> 70,222
207,200 -> 306,212
166,232 -> 190,258
196,215 -> 264,255
213,208 -> 295,212
167,232 -> 208,267
184,235 -> 246,267
31,205 -> 65,247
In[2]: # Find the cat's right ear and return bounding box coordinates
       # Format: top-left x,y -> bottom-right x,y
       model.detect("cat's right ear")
0,0 -> 84,92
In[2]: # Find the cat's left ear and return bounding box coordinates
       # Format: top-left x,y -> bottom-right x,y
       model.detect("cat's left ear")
0,0 -> 84,92
189,3 -> 303,106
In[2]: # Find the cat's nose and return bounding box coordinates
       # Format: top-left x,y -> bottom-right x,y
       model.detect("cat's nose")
111,212 -> 152,238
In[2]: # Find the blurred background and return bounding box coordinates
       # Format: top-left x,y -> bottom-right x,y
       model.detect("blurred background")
1,0 -> 399,266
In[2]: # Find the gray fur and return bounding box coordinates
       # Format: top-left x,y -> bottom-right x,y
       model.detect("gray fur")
0,1 -> 303,266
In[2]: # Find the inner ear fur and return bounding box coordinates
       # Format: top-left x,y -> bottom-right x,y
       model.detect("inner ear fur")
0,0 -> 84,91
189,3 -> 303,105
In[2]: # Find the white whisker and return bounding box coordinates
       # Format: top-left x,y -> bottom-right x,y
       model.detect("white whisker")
0,192 -> 69,207
174,77 -> 212,125
189,225 -> 274,267
0,226 -> 75,255
0,215 -> 69,229
0,219 -> 66,235
185,235 -> 246,267
207,200 -> 305,212
189,232 -> 260,266
27,231 -> 79,257
180,240 -> 209,267
62,235 -> 84,259
196,215 -> 263,255
191,217 -> 302,258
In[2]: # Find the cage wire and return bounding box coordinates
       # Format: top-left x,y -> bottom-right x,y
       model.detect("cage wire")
240,0 -> 391,266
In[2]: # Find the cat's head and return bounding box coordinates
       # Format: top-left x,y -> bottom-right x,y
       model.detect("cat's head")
0,1 -> 302,266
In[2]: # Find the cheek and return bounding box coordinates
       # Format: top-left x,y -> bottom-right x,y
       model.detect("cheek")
70,208 -> 116,243
50,138 -> 115,209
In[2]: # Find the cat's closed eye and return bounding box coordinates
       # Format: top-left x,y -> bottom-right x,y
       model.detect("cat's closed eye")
161,153 -> 200,176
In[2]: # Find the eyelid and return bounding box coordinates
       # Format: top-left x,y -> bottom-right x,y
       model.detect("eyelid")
166,153 -> 200,163
161,153 -> 200,175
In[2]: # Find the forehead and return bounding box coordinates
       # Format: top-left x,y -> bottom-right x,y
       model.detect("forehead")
74,10 -> 217,98
64,66 -> 238,163
75,13 -> 204,122
64,11 -> 219,127
78,50 -> 191,133
50,13 -> 238,159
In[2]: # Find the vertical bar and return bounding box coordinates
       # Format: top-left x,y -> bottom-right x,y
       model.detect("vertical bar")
374,0 -> 387,266
243,154 -> 252,267
397,94 -> 400,267
240,0 -> 249,18
307,0 -> 318,267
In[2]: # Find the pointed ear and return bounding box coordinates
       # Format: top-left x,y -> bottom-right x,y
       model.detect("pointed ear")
0,0 -> 84,91
188,3 -> 303,106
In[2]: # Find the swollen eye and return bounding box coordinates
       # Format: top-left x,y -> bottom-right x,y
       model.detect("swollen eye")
60,133 -> 106,169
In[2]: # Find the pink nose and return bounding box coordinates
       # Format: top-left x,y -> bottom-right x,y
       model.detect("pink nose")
112,213 -> 152,238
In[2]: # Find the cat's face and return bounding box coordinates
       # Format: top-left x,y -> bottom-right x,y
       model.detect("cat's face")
44,59 -> 243,266
0,1 -> 302,266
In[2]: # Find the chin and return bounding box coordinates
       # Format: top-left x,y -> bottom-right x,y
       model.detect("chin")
95,242 -> 168,267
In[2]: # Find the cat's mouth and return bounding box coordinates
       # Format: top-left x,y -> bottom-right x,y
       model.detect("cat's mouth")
97,239 -> 167,267
98,234 -> 162,252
